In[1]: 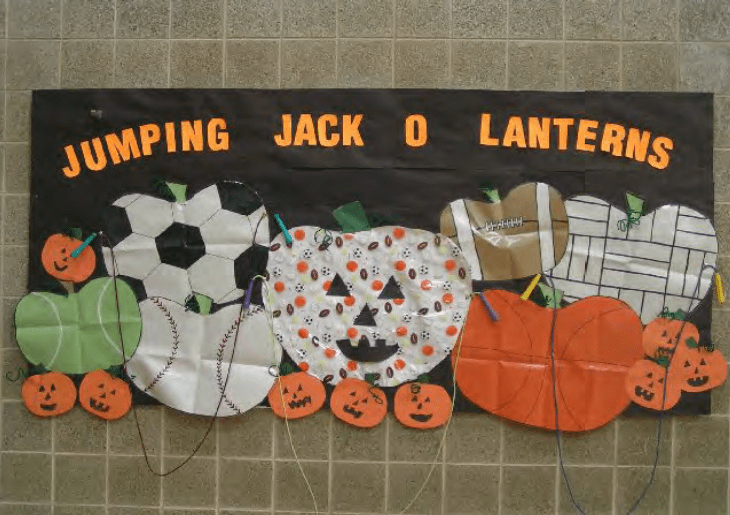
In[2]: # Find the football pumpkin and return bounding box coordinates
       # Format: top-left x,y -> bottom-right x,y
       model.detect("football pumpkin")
453,290 -> 644,432
21,372 -> 77,418
79,369 -> 132,420
265,226 -> 472,387
330,378 -> 388,428
268,371 -> 326,420
394,382 -> 451,429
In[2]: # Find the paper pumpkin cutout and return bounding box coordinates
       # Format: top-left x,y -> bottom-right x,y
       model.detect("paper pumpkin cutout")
330,378 -> 388,428
454,290 -> 644,432
642,317 -> 699,361
625,359 -> 681,411
439,183 -> 568,281
21,372 -> 77,417
41,233 -> 96,283
265,226 -> 472,387
126,301 -> 280,416
14,278 -> 142,375
268,371 -> 326,420
79,369 -> 131,420
672,340 -> 727,393
393,382 -> 451,429
550,196 -> 718,323
102,182 -> 269,305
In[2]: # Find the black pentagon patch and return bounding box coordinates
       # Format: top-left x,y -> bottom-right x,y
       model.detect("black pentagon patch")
155,222 -> 205,269
103,205 -> 133,247
234,244 -> 269,305
217,182 -> 262,216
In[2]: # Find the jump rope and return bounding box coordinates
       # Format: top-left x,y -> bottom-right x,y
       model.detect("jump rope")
99,185 -> 717,513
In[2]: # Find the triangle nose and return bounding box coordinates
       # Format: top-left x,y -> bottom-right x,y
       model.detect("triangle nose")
353,304 -> 377,327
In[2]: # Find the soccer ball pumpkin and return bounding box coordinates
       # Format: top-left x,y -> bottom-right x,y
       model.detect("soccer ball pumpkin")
265,226 -> 472,387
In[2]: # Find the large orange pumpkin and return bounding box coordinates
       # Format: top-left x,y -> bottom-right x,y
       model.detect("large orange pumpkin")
21,372 -> 76,417
79,370 -> 132,420
41,233 -> 96,283
394,382 -> 451,429
625,359 -> 681,411
330,378 -> 388,428
642,317 -> 699,361
268,372 -> 326,420
671,340 -> 727,393
453,290 -> 644,432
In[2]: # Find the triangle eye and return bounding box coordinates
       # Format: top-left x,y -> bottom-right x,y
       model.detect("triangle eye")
350,391 -> 357,396
411,395 -> 418,402
700,359 -> 707,366
327,273 -> 350,297
662,330 -> 668,337
39,385 -> 45,392
424,397 -> 431,403
282,388 -> 288,394
378,276 -> 405,300
685,361 -> 691,367
297,384 -> 303,391
50,384 -> 56,392
647,372 -> 653,378
658,378 -> 664,384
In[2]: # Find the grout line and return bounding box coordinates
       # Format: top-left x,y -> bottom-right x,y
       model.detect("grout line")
215,418 -> 220,514
391,0 -> 395,87
560,0 -> 566,90
327,409 -> 333,513
334,0 -> 339,86
554,426 -> 560,514
505,0 -> 510,88
278,0 -> 283,87
222,0 -> 227,86
270,410 -> 276,515
167,0 -> 172,87
497,419 -> 504,515
57,0 -> 63,88
159,408 -> 165,513
618,0 -> 623,90
105,419 -> 110,515
441,416 -> 447,515
383,415 -> 390,513
112,0 -> 117,86
669,416 -> 677,514
51,416 -> 56,515
613,420 -> 619,514
447,0 -> 453,87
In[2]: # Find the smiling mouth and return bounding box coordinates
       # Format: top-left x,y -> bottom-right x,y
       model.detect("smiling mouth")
687,376 -> 709,387
409,413 -> 433,423
53,261 -> 69,272
288,396 -> 312,409
635,386 -> 655,402
336,336 -> 399,363
89,398 -> 110,413
343,404 -> 363,419
40,403 -> 57,411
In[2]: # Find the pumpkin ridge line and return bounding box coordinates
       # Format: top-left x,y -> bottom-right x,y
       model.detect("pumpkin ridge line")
144,298 -> 180,393
556,304 -> 635,361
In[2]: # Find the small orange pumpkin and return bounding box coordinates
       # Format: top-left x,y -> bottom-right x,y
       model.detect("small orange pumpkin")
642,317 -> 699,361
672,341 -> 727,393
268,372 -> 326,420
330,378 -> 388,428
625,359 -> 681,411
41,233 -> 96,283
394,382 -> 451,429
21,372 -> 77,417
79,370 -> 131,420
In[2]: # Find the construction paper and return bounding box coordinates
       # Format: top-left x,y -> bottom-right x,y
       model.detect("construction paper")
550,196 -> 718,323
79,369 -> 132,420
625,359 -> 681,411
41,233 -> 96,283
126,300 -> 280,416
330,378 -> 388,428
102,182 -> 269,305
454,290 -> 645,431
440,182 -> 568,281
21,372 -> 77,418
671,338 -> 727,393
332,201 -> 371,233
14,278 -> 142,375
265,225 -> 472,387
393,382 -> 451,429
268,371 -> 326,420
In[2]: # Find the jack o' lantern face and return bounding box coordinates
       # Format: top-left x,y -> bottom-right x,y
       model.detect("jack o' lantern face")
41,233 -> 96,283
268,372 -> 326,420
625,359 -> 681,411
266,226 -> 472,387
21,372 -> 77,417
330,378 -> 388,428
642,318 -> 699,361
394,382 -> 451,429
79,370 -> 132,420
673,343 -> 727,393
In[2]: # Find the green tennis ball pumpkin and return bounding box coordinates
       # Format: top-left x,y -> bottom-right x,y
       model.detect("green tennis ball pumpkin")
14,278 -> 142,374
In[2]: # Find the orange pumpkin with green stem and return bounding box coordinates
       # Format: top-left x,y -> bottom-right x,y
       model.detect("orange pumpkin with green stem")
625,359 -> 681,411
642,315 -> 699,361
79,370 -> 132,420
41,231 -> 96,285
394,382 -> 451,429
330,378 -> 388,428
268,371 -> 326,420
671,339 -> 727,393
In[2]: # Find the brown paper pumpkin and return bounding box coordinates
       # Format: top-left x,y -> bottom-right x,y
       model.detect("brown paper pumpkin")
79,370 -> 132,420
41,233 -> 96,283
330,378 -> 387,428
268,372 -> 326,420
21,372 -> 76,417
642,317 -> 699,361
672,341 -> 727,393
625,359 -> 681,411
394,382 -> 451,429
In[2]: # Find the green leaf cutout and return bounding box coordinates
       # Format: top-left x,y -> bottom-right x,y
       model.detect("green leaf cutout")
333,201 -> 371,233
166,182 -> 187,203
538,283 -> 563,308
480,183 -> 500,203
625,192 -> 645,217
280,363 -> 294,376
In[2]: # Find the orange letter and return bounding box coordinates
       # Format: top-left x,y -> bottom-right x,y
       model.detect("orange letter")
318,114 -> 340,147
405,114 -> 427,147
181,120 -> 204,152
480,113 -> 499,146
528,117 -> 550,149
553,118 -> 575,150
165,122 -> 177,152
105,128 -> 141,165
139,124 -> 161,156
342,114 -> 364,146
576,119 -> 599,152
625,128 -> 651,162
208,118 -> 229,151
80,138 -> 107,172
293,114 -> 318,146
62,145 -> 81,178
502,116 -> 527,148
274,114 -> 293,146
647,136 -> 674,170
600,123 -> 625,156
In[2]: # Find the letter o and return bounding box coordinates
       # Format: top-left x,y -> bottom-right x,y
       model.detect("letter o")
405,115 -> 427,147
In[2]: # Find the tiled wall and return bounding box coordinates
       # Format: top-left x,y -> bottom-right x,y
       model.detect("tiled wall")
0,0 -> 730,513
